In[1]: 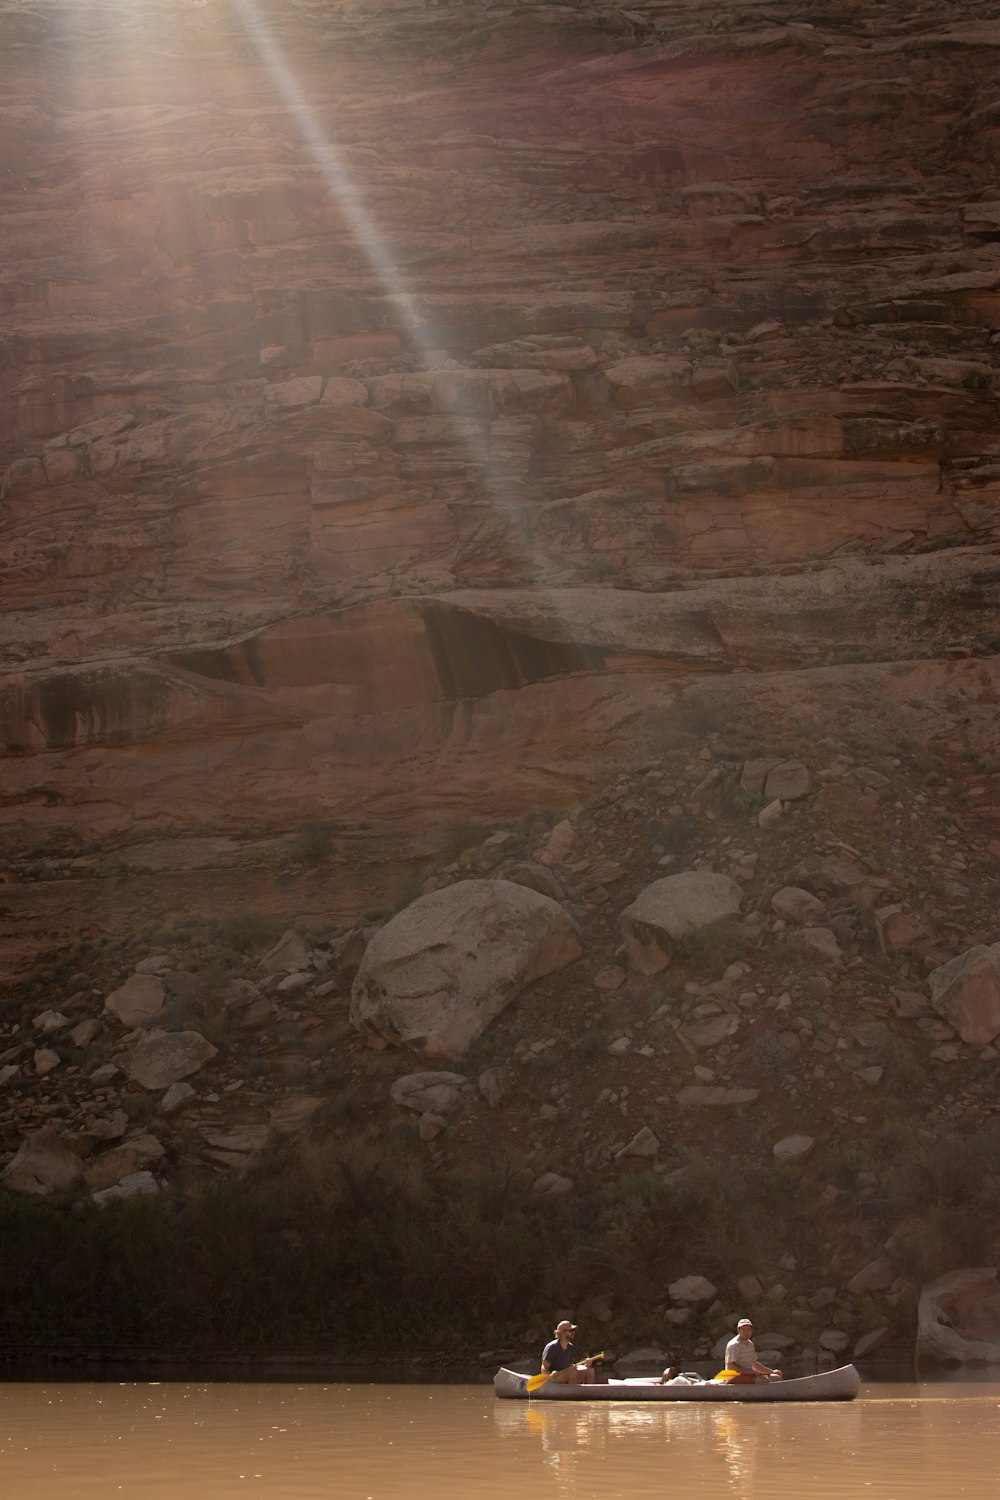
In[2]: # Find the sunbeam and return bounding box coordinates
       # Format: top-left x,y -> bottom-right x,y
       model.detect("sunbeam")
229,0 -> 540,574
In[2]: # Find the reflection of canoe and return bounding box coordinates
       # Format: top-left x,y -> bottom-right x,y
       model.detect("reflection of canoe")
494,1364 -> 860,1402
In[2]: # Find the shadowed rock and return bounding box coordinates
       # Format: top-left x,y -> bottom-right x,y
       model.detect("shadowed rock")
120,1030 -> 218,1090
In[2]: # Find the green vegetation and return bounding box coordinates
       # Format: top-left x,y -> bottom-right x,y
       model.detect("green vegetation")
0,1147 -> 813,1354
288,819 -> 336,864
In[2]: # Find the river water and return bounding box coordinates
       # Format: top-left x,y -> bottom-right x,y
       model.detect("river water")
2,1377 -> 999,1499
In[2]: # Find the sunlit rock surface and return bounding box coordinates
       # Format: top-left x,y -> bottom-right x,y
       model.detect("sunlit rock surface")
2,0 -> 1000,974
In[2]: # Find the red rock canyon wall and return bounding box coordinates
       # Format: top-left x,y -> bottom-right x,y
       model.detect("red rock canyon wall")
2,0 -> 999,973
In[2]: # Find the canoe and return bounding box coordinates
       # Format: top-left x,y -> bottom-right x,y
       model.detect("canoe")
494,1363 -> 860,1402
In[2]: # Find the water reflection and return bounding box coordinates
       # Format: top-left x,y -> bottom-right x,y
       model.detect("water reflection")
1,1379 -> 998,1500
497,1393 -> 873,1499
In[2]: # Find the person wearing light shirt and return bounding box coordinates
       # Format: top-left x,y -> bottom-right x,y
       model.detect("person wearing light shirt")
723,1318 -> 782,1382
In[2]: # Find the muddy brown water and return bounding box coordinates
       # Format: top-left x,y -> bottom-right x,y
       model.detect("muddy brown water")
2,1377 -> 999,1498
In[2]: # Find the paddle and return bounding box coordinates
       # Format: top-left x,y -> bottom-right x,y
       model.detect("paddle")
713,1368 -> 740,1381
526,1350 -> 605,1394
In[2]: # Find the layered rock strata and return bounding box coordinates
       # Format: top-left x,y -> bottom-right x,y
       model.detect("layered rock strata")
2,0 -> 999,973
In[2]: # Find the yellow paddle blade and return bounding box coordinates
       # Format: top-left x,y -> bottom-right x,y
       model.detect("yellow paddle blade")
526,1351 -> 604,1394
713,1369 -> 740,1381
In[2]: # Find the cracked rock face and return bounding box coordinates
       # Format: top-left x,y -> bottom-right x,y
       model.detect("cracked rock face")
2,0 -> 1000,974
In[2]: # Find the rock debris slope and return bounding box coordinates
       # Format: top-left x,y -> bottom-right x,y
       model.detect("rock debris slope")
3,738 -> 1000,1365
1,0 -> 999,976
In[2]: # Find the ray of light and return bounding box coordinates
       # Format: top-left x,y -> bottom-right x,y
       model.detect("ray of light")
230,0 -> 540,573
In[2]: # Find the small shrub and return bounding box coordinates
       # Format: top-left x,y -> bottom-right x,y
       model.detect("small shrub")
750,1031 -> 789,1078
574,1027 -> 607,1061
675,918 -> 746,972
327,1089 -> 361,1122
289,820 -> 336,864
388,875 -> 422,913
212,911 -> 283,953
121,1090 -> 157,1123
440,818 -> 481,859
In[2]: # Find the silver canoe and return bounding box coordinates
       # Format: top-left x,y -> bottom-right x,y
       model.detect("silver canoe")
494,1364 -> 860,1402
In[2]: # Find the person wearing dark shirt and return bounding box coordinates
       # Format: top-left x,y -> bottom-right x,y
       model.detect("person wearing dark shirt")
540,1320 -> 597,1385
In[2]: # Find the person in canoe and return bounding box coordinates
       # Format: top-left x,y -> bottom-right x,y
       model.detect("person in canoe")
540,1320 -> 599,1385
723,1318 -> 782,1382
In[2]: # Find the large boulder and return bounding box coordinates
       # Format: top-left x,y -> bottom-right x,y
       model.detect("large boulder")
2,1126 -> 86,1195
917,1267 -> 1000,1365
350,879 -> 581,1057
619,871 -> 743,974
104,974 -> 166,1029
119,1030 -> 218,1090
668,1275 -> 717,1305
928,945 -> 1000,1045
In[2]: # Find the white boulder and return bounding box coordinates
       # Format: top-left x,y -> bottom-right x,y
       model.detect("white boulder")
668,1275 -> 717,1305
917,1267 -> 1000,1365
351,879 -> 581,1057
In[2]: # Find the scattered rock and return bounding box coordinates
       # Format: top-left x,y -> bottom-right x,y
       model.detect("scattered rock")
681,1015 -> 735,1049
620,871 -> 743,974
786,927 -> 842,963
847,1256 -> 895,1295
135,955 -> 172,976
68,1018 -> 101,1048
261,929 -> 312,977
2,1126 -> 86,1196
875,905 -> 924,952
615,1127 -> 659,1161
391,1071 -> 468,1115
105,974 -> 166,1029
676,1086 -> 759,1107
773,1135 -> 814,1162
478,1066 -> 508,1109
92,1171 -> 161,1205
504,863 -> 566,903
531,1172 -> 574,1198
928,946 -> 1000,1045
615,1346 -> 667,1370
538,820 -> 578,867
161,1081 -> 197,1115
853,1327 -> 891,1360
771,888 -> 826,925
32,1010 -> 70,1035
119,1030 -> 218,1091
418,1112 -> 447,1141
85,1134 -> 165,1191
594,965 -> 626,990
764,760 -> 811,802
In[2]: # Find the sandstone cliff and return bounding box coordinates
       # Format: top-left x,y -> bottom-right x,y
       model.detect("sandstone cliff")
2,0 -> 999,980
